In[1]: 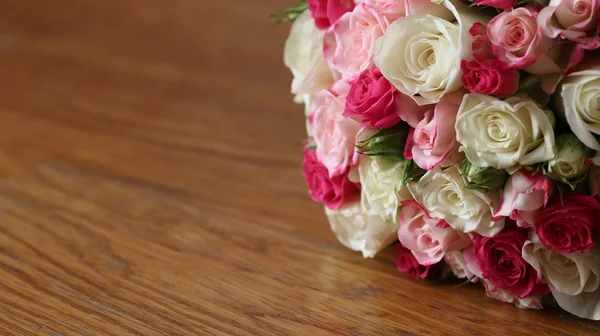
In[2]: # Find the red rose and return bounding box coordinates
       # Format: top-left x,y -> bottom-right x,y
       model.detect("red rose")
472,225 -> 550,298
344,69 -> 400,129
302,149 -> 360,210
475,0 -> 516,11
535,193 -> 600,253
394,244 -> 433,280
307,0 -> 356,30
461,59 -> 520,97
469,23 -> 494,61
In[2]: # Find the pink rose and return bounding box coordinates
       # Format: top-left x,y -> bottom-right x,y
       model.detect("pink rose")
535,193 -> 600,253
487,7 -> 561,74
538,0 -> 600,43
444,248 -> 481,282
470,23 -> 495,61
476,0 -> 516,11
398,200 -> 471,266
358,0 -> 406,16
394,243 -> 434,279
482,279 -> 544,309
492,170 -> 553,228
302,149 -> 360,209
344,68 -> 401,128
310,80 -> 361,177
403,93 -> 462,170
324,4 -> 393,80
461,59 -> 520,97
472,224 -> 550,298
307,0 -> 356,29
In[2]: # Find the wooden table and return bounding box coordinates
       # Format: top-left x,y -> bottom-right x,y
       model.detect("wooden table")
0,1 -> 597,335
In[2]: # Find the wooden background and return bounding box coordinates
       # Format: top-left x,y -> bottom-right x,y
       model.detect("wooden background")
0,0 -> 597,334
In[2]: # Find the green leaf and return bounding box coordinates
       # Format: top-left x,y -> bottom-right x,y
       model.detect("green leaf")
400,160 -> 426,186
271,0 -> 308,25
356,123 -> 410,161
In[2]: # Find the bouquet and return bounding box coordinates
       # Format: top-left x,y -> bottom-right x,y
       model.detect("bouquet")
277,0 -> 600,320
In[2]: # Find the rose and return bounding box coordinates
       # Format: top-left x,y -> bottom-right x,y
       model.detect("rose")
344,69 -> 401,128
323,4 -> 393,80
487,7 -> 561,74
535,193 -> 600,253
326,202 -> 400,258
307,0 -> 356,29
482,279 -> 544,309
303,149 -> 361,210
394,243 -> 434,279
522,234 -> 600,320
404,92 -> 463,170
456,94 -> 556,170
398,200 -> 471,266
358,156 -> 410,221
357,0 -> 406,16
310,80 -> 361,177
461,59 -> 520,97
591,155 -> 600,198
538,0 -> 600,44
373,1 -> 487,104
407,165 -> 504,236
284,11 -> 335,101
555,60 -> 600,150
444,247 -> 482,281
475,0 -> 516,11
492,170 -> 553,228
546,134 -> 592,189
472,226 -> 550,298
356,0 -> 453,18
470,23 -> 494,61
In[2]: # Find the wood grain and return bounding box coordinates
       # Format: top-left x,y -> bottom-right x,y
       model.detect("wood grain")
0,0 -> 597,335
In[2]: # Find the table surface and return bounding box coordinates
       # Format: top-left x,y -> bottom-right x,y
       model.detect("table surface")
0,0 -> 598,335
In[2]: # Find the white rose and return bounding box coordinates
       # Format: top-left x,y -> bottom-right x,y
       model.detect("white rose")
555,62 -> 600,150
373,0 -> 486,104
284,11 -> 335,101
546,134 -> 591,188
456,94 -> 556,170
358,156 -> 411,221
407,165 -> 504,236
325,202 -> 398,258
523,233 -> 600,320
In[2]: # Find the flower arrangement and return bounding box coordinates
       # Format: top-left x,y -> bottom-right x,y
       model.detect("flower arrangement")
277,0 -> 600,320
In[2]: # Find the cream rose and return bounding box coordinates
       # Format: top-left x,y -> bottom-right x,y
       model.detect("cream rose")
407,165 -> 504,236
325,202 -> 399,258
373,1 -> 486,104
456,94 -> 556,170
358,156 -> 411,221
284,11 -> 335,101
555,61 -> 600,150
523,233 -> 600,320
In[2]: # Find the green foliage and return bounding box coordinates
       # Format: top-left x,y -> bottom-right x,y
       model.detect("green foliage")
356,123 -> 410,162
271,0 -> 308,25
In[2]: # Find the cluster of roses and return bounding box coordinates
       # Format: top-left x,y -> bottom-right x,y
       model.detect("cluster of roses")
281,0 -> 600,320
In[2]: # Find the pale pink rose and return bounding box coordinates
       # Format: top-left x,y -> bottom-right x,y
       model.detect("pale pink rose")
323,4 -> 394,80
444,249 -> 480,282
538,0 -> 600,43
310,80 -> 361,177
538,0 -> 600,72
358,0 -> 406,16
487,6 -> 562,74
492,170 -> 553,228
482,278 -> 544,309
404,92 -> 463,170
398,200 -> 471,266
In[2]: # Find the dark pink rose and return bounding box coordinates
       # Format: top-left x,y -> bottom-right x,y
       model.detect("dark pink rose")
461,59 -> 520,97
394,243 -> 434,280
470,23 -> 495,61
302,149 -> 360,210
535,193 -> 600,253
476,0 -> 516,11
307,0 -> 356,30
344,69 -> 400,129
472,224 -> 550,298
